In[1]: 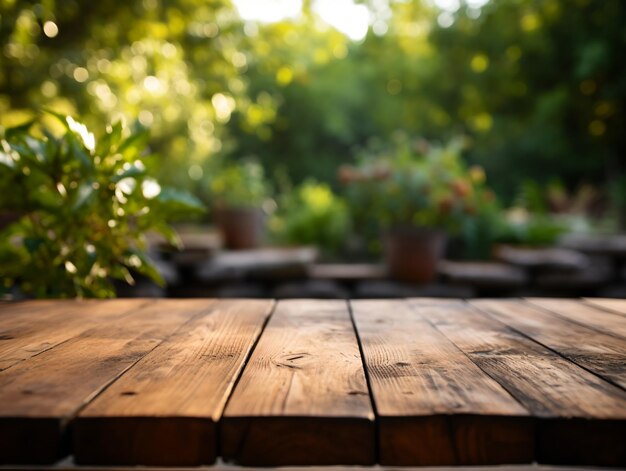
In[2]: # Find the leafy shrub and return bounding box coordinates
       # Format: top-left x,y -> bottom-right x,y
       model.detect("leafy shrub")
271,180 -> 349,254
208,159 -> 271,208
0,111 -> 204,298
341,134 -> 499,254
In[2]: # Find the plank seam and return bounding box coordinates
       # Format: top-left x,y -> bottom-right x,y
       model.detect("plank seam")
217,299 -> 277,459
347,300 -> 380,464
523,299 -> 626,341
413,300 -> 541,464
67,302 -> 218,429
470,302 -> 626,394
582,298 -> 626,317
0,335 -> 75,373
408,299 -> 533,416
0,300 -> 156,373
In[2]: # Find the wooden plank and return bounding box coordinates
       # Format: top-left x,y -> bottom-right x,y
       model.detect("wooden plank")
351,299 -> 532,466
526,298 -> 626,339
493,245 -> 589,271
0,299 -> 212,464
74,299 -> 274,466
437,261 -> 527,288
221,299 -> 374,466
472,299 -> 626,389
584,297 -> 626,316
416,300 -> 626,467
308,263 -> 387,281
0,299 -> 150,371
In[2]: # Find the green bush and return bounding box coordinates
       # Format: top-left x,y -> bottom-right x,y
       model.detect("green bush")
0,111 -> 204,298
271,180 -> 350,254
341,134 -> 499,255
208,159 -> 271,208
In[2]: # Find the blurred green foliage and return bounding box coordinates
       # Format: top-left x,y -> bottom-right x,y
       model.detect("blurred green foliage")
0,113 -> 203,297
1,0 -> 624,263
208,159 -> 271,208
2,0 -> 623,202
271,180 -> 350,255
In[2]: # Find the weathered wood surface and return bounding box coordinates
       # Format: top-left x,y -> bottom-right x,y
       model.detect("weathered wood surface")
351,299 -> 531,466
221,299 -> 374,466
560,233 -> 626,255
0,300 -> 209,464
74,299 -> 274,466
308,263 -> 388,281
1,298 -> 625,467
472,299 -> 626,389
0,299 -> 150,371
526,297 -> 626,338
493,245 -> 589,271
585,297 -> 626,316
437,261 -> 527,287
423,300 -> 626,467
196,247 -> 318,282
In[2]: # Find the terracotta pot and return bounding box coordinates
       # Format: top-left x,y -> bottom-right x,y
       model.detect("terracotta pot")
215,206 -> 265,250
384,227 -> 446,283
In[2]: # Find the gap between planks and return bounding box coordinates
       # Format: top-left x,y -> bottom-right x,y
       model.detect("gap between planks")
0,300 -> 219,464
73,299 -> 275,467
409,298 -> 626,467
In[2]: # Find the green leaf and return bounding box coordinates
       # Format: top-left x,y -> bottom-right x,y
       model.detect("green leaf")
66,132 -> 93,170
0,147 -> 16,169
156,187 -> 205,213
110,265 -> 135,285
125,249 -> 165,286
72,183 -> 95,210
23,237 -> 45,254
117,129 -> 150,160
4,120 -> 35,139
111,162 -> 146,182
96,121 -> 124,155
22,136 -> 48,163
42,108 -> 71,128
153,223 -> 182,248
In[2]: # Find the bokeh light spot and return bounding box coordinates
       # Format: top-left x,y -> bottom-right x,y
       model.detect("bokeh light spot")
471,54 -> 489,73
43,21 -> 59,38
73,67 -> 89,82
589,120 -> 605,136
276,66 -> 294,86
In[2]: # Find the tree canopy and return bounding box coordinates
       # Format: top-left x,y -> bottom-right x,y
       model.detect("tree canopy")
1,0 -> 624,205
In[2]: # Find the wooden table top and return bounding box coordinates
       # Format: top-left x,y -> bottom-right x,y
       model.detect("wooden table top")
0,298 -> 625,468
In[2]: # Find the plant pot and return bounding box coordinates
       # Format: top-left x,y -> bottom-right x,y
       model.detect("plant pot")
215,206 -> 265,250
384,227 -> 447,283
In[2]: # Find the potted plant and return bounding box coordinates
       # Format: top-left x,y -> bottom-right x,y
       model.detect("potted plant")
0,111 -> 204,298
341,134 -> 495,283
209,159 -> 270,249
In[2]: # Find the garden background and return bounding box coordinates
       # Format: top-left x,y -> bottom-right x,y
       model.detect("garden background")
1,0 -> 625,297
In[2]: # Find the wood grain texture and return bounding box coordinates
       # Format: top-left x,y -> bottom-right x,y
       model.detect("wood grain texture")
420,300 -> 626,467
74,299 -> 274,466
526,297 -> 626,339
351,299 -> 532,466
0,299 -> 210,464
221,299 -> 374,466
0,299 -> 150,371
584,297 -> 626,316
472,299 -> 626,389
